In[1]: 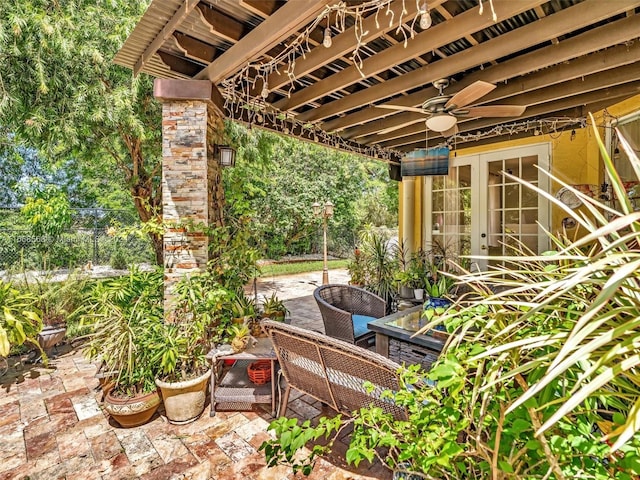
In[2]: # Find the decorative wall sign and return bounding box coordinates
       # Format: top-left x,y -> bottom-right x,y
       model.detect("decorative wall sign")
401,147 -> 450,176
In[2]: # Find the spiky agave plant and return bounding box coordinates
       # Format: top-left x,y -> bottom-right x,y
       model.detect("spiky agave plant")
438,113 -> 640,456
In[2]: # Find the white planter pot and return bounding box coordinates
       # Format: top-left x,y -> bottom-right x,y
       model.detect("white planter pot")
413,289 -> 424,301
156,369 -> 211,424
399,285 -> 414,299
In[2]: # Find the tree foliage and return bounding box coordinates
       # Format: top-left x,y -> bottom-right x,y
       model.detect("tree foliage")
225,125 -> 398,258
0,0 -> 164,261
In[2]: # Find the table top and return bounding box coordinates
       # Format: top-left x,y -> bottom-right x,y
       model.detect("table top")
206,337 -> 277,361
368,305 -> 445,352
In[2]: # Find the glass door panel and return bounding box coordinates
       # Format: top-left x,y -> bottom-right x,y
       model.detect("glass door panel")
481,149 -> 548,269
429,164 -> 472,259
425,144 -> 549,272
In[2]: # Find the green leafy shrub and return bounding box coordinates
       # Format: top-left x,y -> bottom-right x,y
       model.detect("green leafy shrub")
109,247 -> 129,270
153,270 -> 234,382
0,280 -> 42,358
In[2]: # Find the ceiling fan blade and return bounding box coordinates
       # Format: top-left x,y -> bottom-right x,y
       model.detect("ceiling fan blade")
445,81 -> 495,109
462,105 -> 526,117
375,104 -> 427,114
441,124 -> 459,137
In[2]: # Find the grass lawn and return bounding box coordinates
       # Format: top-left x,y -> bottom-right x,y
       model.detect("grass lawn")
259,259 -> 349,277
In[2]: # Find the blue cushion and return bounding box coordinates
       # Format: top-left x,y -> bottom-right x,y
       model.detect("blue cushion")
352,314 -> 376,339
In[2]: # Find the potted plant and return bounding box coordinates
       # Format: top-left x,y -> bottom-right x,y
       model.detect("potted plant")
356,227 -> 399,314
231,293 -> 258,324
393,270 -> 417,299
347,247 -> 366,287
261,292 -> 288,321
80,268 -> 164,427
230,323 -> 251,353
154,271 -> 232,424
423,273 -> 455,309
20,271 -> 87,361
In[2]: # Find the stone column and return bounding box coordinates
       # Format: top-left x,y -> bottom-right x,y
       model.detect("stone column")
154,79 -> 221,319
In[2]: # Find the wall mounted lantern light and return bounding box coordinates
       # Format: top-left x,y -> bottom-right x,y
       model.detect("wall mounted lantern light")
216,145 -> 236,167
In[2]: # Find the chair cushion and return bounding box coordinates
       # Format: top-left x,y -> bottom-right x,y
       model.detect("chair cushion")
352,314 -> 376,339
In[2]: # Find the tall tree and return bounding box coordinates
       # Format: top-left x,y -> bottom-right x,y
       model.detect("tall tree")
0,0 -> 165,262
224,126 -> 397,258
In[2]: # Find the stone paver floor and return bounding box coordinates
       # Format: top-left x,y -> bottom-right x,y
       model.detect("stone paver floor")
0,269 -> 392,480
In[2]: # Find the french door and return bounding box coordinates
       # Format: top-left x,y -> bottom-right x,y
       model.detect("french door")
423,143 -> 550,271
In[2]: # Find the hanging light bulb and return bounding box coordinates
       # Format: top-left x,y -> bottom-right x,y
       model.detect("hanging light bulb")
323,27 -> 332,48
419,3 -> 432,30
260,80 -> 269,99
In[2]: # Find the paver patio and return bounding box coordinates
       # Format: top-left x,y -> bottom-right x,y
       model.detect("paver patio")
0,270 -> 392,480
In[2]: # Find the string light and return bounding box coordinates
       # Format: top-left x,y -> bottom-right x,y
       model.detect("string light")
218,0 -> 504,162
441,117 -> 588,147
260,80 -> 269,99
323,27 -> 332,48
419,3 -> 432,29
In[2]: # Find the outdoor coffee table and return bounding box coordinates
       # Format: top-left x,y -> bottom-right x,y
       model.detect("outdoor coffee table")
368,305 -> 444,371
206,337 -> 278,417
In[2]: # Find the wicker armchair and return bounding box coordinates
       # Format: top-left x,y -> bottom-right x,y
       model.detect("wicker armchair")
262,320 -> 406,421
313,284 -> 386,347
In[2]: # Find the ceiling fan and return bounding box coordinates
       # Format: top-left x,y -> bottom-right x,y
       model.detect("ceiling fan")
377,79 -> 526,136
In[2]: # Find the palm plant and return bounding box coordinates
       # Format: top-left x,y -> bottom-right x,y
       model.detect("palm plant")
358,227 -> 398,312
441,114 -> 640,454
81,267 -> 164,395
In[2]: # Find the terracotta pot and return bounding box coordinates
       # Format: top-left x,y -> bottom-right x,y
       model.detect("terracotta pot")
104,389 -> 161,428
155,369 -> 211,424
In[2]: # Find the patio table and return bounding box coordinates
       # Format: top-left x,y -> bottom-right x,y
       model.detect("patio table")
368,305 -> 444,371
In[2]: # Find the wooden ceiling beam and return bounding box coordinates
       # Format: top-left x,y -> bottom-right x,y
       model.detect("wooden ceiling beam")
266,0 -> 431,92
370,66 -> 640,145
345,39 -> 640,140
172,32 -> 218,63
323,9 -> 640,132
195,0 -> 334,83
195,3 -> 247,43
134,0 -> 200,75
380,81 -> 640,149
229,106 -> 398,161
301,0 -> 640,124
157,51 -> 205,77
239,0 -> 281,18
277,0 -> 542,112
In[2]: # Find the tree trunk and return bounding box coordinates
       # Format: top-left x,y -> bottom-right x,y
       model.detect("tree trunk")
123,135 -> 164,265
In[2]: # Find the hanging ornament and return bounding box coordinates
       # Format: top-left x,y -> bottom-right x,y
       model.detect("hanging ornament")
260,80 -> 269,99
419,3 -> 432,29
323,27 -> 332,48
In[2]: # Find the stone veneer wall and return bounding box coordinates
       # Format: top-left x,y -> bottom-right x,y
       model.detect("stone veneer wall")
160,99 -> 214,318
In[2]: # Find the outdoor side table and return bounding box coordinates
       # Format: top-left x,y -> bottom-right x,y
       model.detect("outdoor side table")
368,306 -> 444,371
206,337 -> 278,417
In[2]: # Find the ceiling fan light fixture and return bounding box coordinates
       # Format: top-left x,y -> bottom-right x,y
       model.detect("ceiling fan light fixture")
426,113 -> 457,132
